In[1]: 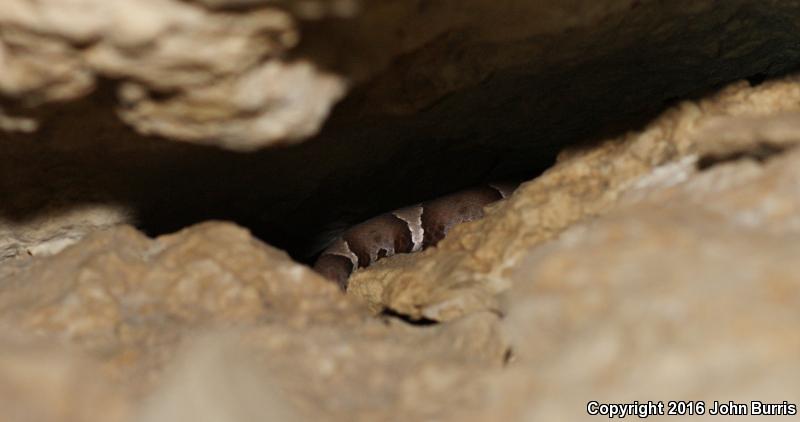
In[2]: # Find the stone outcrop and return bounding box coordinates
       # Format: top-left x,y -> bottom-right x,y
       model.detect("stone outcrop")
1,0 -> 345,150
349,77 -> 800,321
4,1 -> 800,421
2,75 -> 800,420
4,0 -> 800,259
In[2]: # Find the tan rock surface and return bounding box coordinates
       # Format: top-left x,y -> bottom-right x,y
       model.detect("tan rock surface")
0,203 -> 131,260
4,2 -> 800,421
0,222 -> 351,359
0,222 -> 508,421
493,149 -> 800,421
0,0 -> 344,150
348,76 -> 800,322
3,76 -> 799,421
0,331 -> 131,422
4,0 -> 800,268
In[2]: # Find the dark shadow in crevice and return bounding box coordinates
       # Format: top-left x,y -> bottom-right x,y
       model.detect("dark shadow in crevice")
4,1 -> 800,265
380,308 -> 439,326
746,72 -> 768,87
696,142 -> 788,171
502,348 -> 515,366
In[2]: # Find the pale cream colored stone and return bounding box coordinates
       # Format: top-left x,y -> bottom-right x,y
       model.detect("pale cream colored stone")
491,147 -> 800,421
0,331 -> 131,422
0,0 -> 345,149
0,203 -> 131,260
0,221 -> 509,420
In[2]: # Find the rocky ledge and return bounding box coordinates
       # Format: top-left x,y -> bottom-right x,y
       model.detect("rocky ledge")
2,1 -> 800,421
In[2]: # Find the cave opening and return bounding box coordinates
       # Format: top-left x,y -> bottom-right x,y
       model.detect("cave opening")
0,60 -> 781,266
4,3 -> 800,266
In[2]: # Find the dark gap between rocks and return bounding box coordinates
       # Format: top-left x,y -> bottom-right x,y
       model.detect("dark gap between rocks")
697,142 -> 789,170
380,308 -> 439,326
0,73 -> 751,267
5,51 -> 799,266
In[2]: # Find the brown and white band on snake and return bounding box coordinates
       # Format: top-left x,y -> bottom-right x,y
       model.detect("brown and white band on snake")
313,182 -> 518,290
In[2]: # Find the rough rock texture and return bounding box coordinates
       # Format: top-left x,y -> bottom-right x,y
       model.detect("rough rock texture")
0,332 -> 130,422
348,76 -> 800,321
0,222 -> 508,421
4,1 -> 800,421
0,223 -> 355,388
2,74 -> 800,421
495,143 -> 800,421
0,0 -> 345,149
0,204 -> 130,260
4,0 -> 800,262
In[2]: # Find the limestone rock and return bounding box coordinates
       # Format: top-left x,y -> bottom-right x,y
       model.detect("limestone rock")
493,147 -> 800,421
137,333 -> 303,422
0,0 -> 345,150
0,331 -> 131,422
4,1 -> 800,421
5,0 -> 800,262
348,76 -> 800,322
0,221 -> 509,420
3,80 -> 800,419
0,222 -> 349,345
0,204 -> 131,260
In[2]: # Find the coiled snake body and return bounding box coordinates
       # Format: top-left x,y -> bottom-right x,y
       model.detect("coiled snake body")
313,183 -> 517,289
